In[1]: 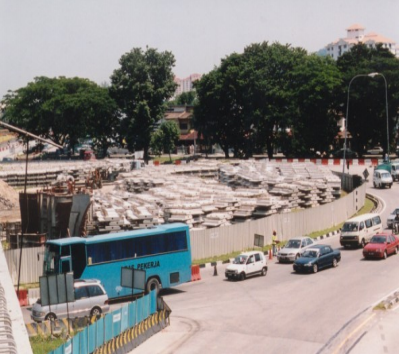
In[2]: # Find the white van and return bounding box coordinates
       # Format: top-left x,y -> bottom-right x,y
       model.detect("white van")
390,162 -> 399,181
373,169 -> 393,189
340,213 -> 383,248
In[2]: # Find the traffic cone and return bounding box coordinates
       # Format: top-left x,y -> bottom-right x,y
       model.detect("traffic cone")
213,264 -> 218,276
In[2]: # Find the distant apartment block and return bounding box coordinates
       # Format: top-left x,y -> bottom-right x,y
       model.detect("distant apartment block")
174,73 -> 202,97
325,24 -> 399,59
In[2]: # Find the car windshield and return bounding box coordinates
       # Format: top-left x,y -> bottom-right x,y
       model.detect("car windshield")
342,222 -> 358,232
302,250 -> 319,258
382,173 -> 390,178
391,209 -> 399,215
285,240 -> 301,249
233,255 -> 248,264
370,236 -> 386,244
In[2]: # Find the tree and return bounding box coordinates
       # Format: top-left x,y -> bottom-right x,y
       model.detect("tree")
280,54 -> 342,157
150,121 -> 180,162
109,47 -> 177,161
1,77 -> 119,154
194,42 -> 309,158
150,129 -> 164,157
239,42 -> 308,158
194,54 -> 247,158
175,91 -> 197,106
336,44 -> 399,156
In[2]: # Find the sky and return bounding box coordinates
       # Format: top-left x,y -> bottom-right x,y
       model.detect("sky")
1,0 -> 398,99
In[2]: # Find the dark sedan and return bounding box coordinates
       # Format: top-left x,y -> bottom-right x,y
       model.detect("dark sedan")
293,244 -> 341,273
332,148 -> 358,158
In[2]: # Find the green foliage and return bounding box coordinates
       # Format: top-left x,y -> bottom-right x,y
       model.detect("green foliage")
169,91 -> 197,106
1,77 -> 119,155
194,42 -> 323,158
109,47 -> 177,161
336,44 -> 399,156
150,121 -> 180,161
281,54 -> 342,157
150,129 -> 164,157
30,334 -> 65,354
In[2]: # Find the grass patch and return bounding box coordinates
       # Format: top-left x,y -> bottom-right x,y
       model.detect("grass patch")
373,302 -> 387,311
1,240 -> 10,250
192,195 -> 375,265
19,282 -> 39,290
30,334 -> 66,354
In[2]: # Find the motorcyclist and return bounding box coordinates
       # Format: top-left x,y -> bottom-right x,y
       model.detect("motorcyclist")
394,211 -> 399,234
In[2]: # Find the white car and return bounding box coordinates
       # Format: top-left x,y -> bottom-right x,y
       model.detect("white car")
367,146 -> 383,155
225,251 -> 267,281
31,279 -> 110,322
277,236 -> 316,262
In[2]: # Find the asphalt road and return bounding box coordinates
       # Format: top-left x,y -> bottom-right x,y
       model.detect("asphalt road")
21,164 -> 399,353
132,164 -> 399,354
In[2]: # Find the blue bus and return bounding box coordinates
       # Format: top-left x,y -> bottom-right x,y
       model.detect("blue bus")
43,223 -> 192,299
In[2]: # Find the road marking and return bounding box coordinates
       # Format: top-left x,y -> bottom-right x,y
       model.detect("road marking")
333,313 -> 376,354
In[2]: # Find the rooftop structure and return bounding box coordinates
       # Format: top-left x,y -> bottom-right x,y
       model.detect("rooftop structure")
325,24 -> 399,59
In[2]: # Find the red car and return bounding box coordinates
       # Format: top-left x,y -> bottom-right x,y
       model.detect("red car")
363,233 -> 399,259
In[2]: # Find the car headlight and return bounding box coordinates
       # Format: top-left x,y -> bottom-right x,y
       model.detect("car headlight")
289,253 -> 295,256
304,262 -> 313,267
234,270 -> 238,274
376,249 -> 382,253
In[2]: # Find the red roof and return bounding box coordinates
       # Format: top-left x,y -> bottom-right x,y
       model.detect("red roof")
180,131 -> 198,140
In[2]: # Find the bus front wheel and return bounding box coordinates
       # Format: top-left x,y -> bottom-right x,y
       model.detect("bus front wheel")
146,277 -> 161,294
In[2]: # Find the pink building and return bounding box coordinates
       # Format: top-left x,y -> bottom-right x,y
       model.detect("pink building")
174,73 -> 202,97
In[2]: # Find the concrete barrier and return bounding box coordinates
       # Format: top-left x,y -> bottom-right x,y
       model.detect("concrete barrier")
191,265 -> 201,281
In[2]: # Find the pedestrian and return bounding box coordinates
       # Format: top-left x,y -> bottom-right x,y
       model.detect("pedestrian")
272,230 -> 278,256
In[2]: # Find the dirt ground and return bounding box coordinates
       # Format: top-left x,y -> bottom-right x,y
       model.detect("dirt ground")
0,179 -> 21,223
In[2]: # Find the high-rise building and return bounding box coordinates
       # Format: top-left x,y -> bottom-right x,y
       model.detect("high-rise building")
325,24 -> 398,60
174,73 -> 202,97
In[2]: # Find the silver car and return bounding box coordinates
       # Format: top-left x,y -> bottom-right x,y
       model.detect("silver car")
31,279 -> 110,322
277,237 -> 316,263
387,208 -> 399,229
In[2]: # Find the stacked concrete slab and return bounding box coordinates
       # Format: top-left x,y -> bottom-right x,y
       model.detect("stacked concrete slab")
0,158 -> 343,232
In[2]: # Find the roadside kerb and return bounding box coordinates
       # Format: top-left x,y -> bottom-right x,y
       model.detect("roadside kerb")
197,229 -> 342,269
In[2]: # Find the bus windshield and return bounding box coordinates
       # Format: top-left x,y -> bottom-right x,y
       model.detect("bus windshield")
342,222 -> 358,232
43,244 -> 61,274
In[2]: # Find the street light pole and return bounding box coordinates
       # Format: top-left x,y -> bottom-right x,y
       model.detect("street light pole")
369,72 -> 389,160
342,72 -> 390,175
343,74 -> 370,175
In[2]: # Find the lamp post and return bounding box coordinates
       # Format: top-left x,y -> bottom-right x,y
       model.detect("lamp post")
369,72 -> 389,161
342,72 -> 390,175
